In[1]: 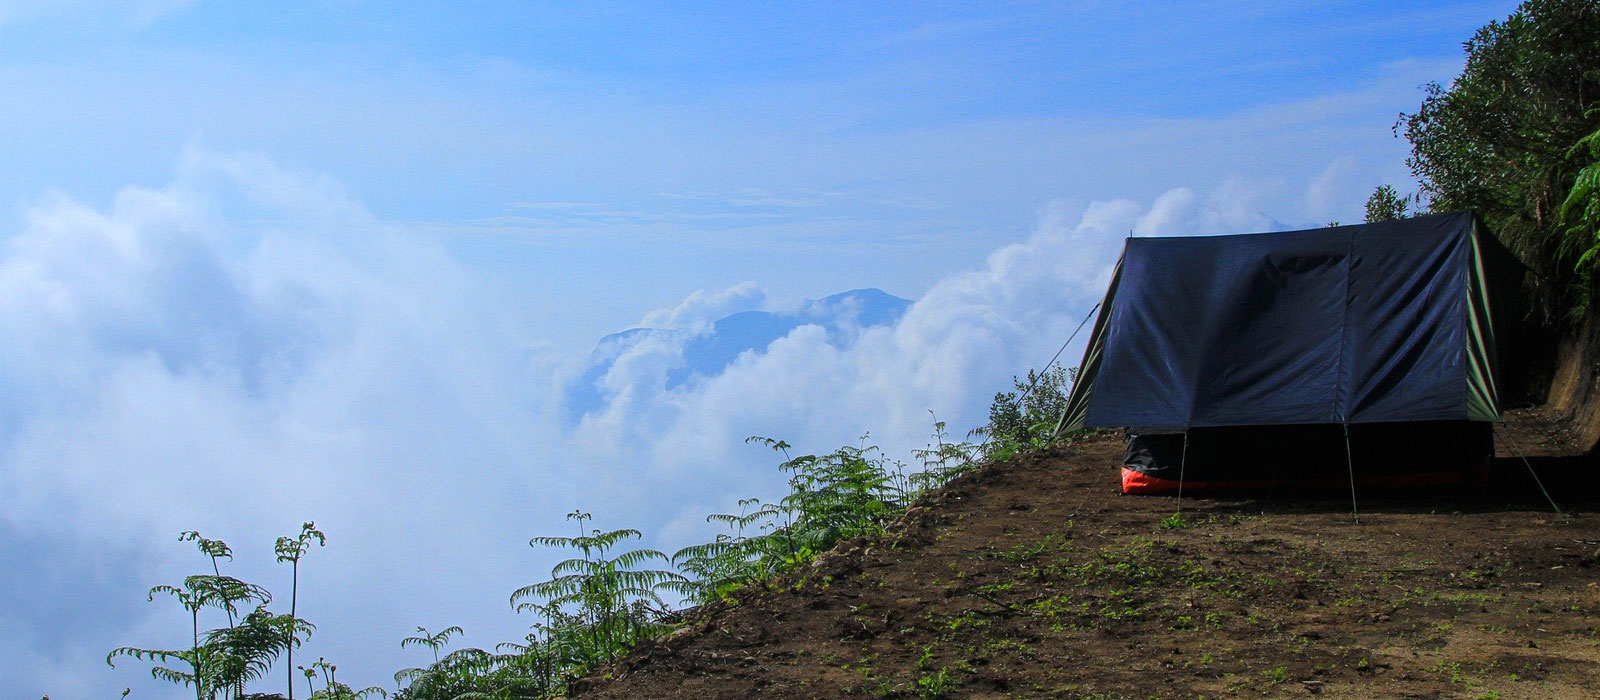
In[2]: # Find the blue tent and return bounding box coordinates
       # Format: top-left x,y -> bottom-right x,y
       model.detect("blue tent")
1058,211 -> 1522,493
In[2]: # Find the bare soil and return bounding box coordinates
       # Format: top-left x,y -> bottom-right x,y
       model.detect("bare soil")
574,413 -> 1600,700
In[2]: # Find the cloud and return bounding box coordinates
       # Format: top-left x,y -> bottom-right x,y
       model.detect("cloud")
0,151 -> 564,699
560,188 -> 1273,548
1,155 -> 1282,700
1133,179 -> 1284,238
638,281 -> 767,330
1306,155 -> 1363,223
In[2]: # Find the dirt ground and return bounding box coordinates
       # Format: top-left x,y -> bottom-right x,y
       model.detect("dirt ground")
574,413 -> 1600,700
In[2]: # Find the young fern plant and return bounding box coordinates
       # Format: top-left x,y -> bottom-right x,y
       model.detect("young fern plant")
110,575 -> 302,700
108,532 -> 312,700
179,531 -> 238,627
401,626 -> 465,665
301,657 -> 387,700
750,434 -> 899,559
669,498 -> 788,606
908,414 -> 981,499
511,511 -> 683,671
276,522 -> 326,700
393,625 -> 466,693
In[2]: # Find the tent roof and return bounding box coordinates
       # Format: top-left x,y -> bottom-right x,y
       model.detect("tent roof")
1067,211 -> 1520,430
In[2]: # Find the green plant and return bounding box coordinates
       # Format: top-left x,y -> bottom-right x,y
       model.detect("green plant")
276,522 -> 326,700
107,531 -> 313,700
1400,0 -> 1600,321
511,512 -> 682,672
914,667 -> 954,699
393,626 -> 465,690
302,658 -> 387,700
1261,665 -> 1290,685
908,415 -> 980,494
973,365 -> 1076,457
1365,185 -> 1411,222
1560,121 -> 1600,316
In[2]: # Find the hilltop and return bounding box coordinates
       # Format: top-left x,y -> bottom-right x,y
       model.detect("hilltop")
569,416 -> 1599,699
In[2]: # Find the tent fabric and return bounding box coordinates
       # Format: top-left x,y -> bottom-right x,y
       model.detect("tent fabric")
1055,257 -> 1121,435
1062,211 -> 1520,432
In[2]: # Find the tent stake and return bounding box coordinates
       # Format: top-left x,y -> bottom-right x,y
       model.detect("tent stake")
1176,430 -> 1189,513
1343,424 -> 1360,524
1493,423 -> 1563,515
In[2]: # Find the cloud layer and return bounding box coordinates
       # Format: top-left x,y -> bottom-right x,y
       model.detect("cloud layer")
2,151 -> 1289,699
1,152 -> 571,698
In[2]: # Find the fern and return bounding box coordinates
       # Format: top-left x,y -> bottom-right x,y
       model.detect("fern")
1559,121 -> 1600,319
511,512 -> 682,673
276,522 -> 326,700
108,531 -> 316,700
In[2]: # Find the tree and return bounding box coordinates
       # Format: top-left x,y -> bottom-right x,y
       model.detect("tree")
974,365 -> 1076,456
1399,0 -> 1600,319
1364,185 -> 1409,222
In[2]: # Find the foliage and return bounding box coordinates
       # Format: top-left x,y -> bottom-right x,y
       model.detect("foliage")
907,417 -> 981,496
392,644 -> 549,700
277,523 -> 326,700
669,497 -> 789,606
114,416 -> 1005,699
1559,122 -> 1600,315
491,511 -> 681,696
107,531 -> 315,700
748,436 -> 900,549
1399,0 -> 1600,319
974,365 -> 1076,458
1364,185 -> 1410,222
301,658 -> 387,700
671,423 -> 980,608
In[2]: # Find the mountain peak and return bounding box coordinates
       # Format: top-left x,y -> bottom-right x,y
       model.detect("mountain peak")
566,289 -> 912,422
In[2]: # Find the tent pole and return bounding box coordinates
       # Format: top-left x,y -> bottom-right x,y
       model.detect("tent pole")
1343,424 -> 1360,524
1493,422 -> 1563,515
1176,430 -> 1189,513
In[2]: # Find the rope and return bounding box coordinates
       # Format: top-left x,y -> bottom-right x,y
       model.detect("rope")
1176,430 -> 1189,513
1343,424 -> 1361,524
1493,422 -> 1564,515
1016,301 -> 1101,405
980,301 -> 1101,451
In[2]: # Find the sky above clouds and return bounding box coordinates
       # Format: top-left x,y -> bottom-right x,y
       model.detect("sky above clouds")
0,1 -> 1521,697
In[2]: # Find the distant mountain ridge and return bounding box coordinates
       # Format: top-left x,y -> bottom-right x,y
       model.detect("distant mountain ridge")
564,288 -> 911,422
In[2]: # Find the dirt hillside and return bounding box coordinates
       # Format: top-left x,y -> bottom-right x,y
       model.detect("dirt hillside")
572,415 -> 1599,700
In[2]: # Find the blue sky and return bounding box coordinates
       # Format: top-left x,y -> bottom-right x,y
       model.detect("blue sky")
0,1 -> 1520,698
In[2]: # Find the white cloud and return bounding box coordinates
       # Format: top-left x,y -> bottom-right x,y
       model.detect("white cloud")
1,155 -> 1289,700
1,151 -> 564,699
1306,155 -> 1362,223
559,190 -> 1247,546
638,281 -> 766,330
1134,179 -> 1282,237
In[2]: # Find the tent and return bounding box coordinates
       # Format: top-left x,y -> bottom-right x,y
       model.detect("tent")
1057,211 -> 1523,494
